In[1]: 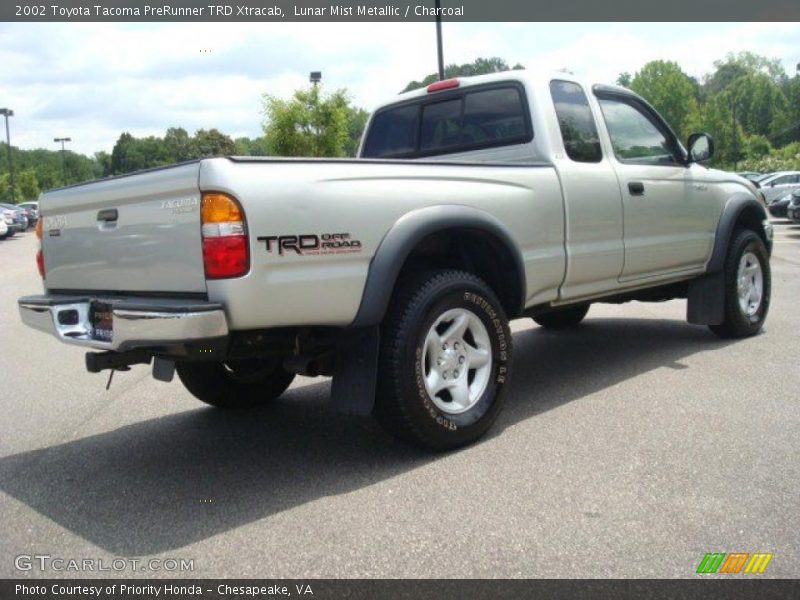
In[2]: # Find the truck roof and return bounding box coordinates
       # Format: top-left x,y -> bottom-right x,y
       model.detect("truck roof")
381,70 -> 623,108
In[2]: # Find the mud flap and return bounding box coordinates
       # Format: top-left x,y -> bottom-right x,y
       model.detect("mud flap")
330,326 -> 379,416
687,272 -> 724,325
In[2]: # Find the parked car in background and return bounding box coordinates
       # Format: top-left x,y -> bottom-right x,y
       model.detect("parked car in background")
18,201 -> 38,212
18,201 -> 39,226
20,207 -> 37,227
758,171 -> 800,203
737,171 -> 763,183
786,191 -> 800,223
0,203 -> 29,231
769,191 -> 794,218
2,208 -> 18,237
0,216 -> 8,240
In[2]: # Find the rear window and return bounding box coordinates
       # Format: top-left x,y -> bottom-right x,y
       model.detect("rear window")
362,84 -> 531,159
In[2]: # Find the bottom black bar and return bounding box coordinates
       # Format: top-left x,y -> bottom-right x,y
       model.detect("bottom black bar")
1,579 -> 799,600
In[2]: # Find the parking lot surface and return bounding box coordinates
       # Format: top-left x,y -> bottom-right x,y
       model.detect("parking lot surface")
1,222 -> 798,578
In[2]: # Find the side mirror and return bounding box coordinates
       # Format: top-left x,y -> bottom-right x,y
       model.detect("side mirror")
687,132 -> 714,163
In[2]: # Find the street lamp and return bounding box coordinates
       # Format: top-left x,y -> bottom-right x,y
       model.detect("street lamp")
309,71 -> 322,86
0,108 -> 15,203
54,137 -> 71,186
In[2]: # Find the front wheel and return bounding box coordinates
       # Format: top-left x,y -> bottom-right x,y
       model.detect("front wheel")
176,358 -> 295,409
375,270 -> 512,450
708,229 -> 771,339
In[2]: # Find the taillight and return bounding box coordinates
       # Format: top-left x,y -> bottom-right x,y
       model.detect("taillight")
201,192 -> 248,279
35,217 -> 45,278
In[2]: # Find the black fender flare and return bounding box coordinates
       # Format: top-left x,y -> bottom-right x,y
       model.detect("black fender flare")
350,204 -> 527,327
687,194 -> 769,325
706,194 -> 770,274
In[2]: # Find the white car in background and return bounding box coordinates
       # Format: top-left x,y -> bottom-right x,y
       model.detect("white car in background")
0,215 -> 8,239
759,171 -> 800,203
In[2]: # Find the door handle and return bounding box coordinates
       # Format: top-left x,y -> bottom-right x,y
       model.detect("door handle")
628,181 -> 645,196
97,209 -> 118,222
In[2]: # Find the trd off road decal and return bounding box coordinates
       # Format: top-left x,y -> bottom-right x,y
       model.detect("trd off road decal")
257,233 -> 363,256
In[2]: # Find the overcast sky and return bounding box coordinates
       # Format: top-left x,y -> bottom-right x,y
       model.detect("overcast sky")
1,22 -> 798,156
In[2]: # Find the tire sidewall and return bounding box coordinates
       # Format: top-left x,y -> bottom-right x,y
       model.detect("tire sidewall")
400,278 -> 511,446
727,232 -> 770,333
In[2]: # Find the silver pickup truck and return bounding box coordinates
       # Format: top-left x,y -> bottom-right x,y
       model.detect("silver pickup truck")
19,71 -> 773,449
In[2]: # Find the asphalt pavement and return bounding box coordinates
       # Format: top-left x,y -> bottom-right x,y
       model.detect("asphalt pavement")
1,222 -> 798,578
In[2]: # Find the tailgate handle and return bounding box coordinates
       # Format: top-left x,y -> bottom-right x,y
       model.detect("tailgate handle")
97,209 -> 118,223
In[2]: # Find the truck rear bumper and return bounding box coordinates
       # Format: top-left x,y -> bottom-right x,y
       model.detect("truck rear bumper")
18,294 -> 228,352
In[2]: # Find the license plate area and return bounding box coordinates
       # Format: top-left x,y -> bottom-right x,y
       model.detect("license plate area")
90,301 -> 114,342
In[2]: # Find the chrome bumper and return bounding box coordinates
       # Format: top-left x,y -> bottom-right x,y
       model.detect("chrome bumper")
18,294 -> 229,352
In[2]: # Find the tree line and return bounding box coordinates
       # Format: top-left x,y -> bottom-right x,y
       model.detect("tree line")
1,52 -> 798,203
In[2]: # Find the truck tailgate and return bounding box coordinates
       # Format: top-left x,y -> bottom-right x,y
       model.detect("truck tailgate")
41,162 -> 207,294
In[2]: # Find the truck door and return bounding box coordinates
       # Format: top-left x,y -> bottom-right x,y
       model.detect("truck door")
594,90 -> 715,281
549,80 -> 625,300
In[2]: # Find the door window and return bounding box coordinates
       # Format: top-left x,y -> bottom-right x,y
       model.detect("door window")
598,98 -> 678,165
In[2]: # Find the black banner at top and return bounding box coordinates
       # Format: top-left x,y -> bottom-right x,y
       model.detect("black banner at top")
3,0 -> 800,22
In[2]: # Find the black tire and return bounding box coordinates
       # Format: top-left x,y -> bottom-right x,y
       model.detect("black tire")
375,270 -> 512,450
176,358 -> 295,409
532,304 -> 590,329
708,229 -> 771,339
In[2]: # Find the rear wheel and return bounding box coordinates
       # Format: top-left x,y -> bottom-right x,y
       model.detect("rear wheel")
532,304 -> 590,329
176,358 -> 295,409
709,229 -> 770,338
375,270 -> 512,450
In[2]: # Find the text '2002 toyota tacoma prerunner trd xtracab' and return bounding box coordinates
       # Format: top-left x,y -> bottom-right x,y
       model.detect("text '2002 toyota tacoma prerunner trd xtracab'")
19,71 -> 773,449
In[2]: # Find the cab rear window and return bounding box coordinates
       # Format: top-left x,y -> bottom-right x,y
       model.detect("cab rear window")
362,84 -> 532,159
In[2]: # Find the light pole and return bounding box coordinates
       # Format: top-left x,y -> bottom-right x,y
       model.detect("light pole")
0,108 -> 15,203
309,71 -> 321,86
54,137 -> 71,186
731,98 -> 738,171
435,0 -> 444,80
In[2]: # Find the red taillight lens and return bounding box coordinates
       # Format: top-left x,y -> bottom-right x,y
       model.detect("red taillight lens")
35,218 -> 45,278
203,236 -> 248,279
427,78 -> 460,93
36,249 -> 45,278
201,192 -> 248,279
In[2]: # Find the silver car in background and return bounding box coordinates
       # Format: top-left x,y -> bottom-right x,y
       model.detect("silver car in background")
759,171 -> 800,203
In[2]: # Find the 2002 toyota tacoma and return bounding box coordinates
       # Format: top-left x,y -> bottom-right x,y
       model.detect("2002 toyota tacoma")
19,71 -> 773,449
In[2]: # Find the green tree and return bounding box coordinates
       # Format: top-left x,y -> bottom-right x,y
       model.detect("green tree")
261,85 -> 351,157
629,60 -> 700,140
164,127 -> 193,162
403,56 -> 524,92
17,168 -> 40,201
234,136 -> 271,156
345,106 -> 370,157
191,128 -> 236,158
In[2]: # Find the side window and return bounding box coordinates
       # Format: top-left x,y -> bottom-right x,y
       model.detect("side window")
362,104 -> 419,158
598,97 -> 678,165
549,80 -> 602,163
